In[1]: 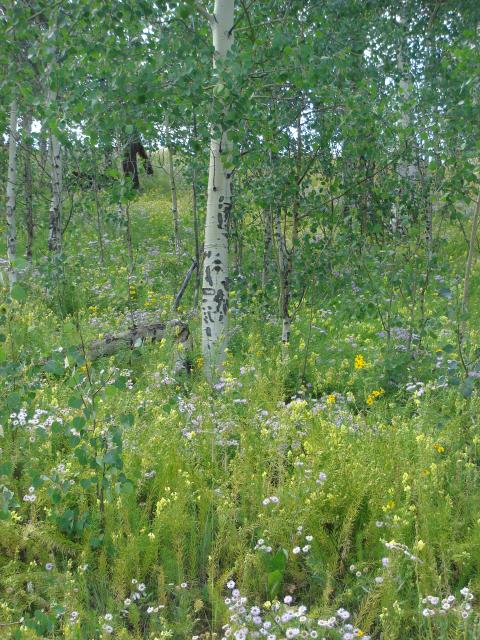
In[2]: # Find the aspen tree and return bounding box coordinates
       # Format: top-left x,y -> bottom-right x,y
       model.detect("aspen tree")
5,99 -> 18,288
200,0 -> 235,376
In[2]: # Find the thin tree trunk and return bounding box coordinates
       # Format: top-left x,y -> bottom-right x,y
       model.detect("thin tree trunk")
461,191 -> 480,339
6,99 -> 18,288
262,207 -> 273,288
39,135 -> 48,172
92,157 -> 105,265
23,112 -> 34,261
392,8 -> 418,233
191,113 -> 201,310
165,117 -> 180,254
274,207 -> 291,343
48,133 -> 62,253
201,0 -> 235,376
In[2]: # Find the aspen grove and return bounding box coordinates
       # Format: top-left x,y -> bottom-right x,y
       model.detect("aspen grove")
1,1 -> 480,639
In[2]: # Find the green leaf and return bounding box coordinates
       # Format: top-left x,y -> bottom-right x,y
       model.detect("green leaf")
6,392 -> 21,411
267,569 -> 284,599
10,284 -> 27,302
45,359 -> 64,375
68,395 -> 83,409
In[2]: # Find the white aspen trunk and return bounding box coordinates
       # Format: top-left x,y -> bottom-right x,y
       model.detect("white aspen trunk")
461,190 -> 480,337
165,118 -> 180,254
48,133 -> 62,253
45,16 -> 62,255
201,0 -> 235,375
24,112 -> 34,261
392,9 -> 418,233
262,207 -> 273,288
192,112 -> 201,310
6,99 -> 18,288
274,208 -> 291,343
93,164 -> 105,266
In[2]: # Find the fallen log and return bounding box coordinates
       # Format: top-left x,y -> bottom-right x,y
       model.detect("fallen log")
86,320 -> 191,363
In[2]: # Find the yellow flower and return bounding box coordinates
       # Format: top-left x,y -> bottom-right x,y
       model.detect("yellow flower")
326,394 -> 336,405
367,395 -> 374,405
383,500 -> 395,511
354,354 -> 367,369
433,443 -> 445,454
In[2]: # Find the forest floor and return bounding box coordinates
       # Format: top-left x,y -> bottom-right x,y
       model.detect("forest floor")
1,171 -> 480,640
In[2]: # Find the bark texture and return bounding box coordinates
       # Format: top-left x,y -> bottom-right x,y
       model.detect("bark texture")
165,119 -> 180,254
201,0 -> 235,375
23,113 -> 34,261
48,132 -> 63,253
6,99 -> 18,288
86,320 -> 190,361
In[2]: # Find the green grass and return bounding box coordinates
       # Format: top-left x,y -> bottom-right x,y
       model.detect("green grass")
1,171 -> 480,639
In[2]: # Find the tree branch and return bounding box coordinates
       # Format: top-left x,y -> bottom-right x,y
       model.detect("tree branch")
194,2 -> 215,26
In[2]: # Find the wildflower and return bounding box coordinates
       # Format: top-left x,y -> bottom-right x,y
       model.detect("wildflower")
180,582 -> 188,589
375,576 -> 384,584
422,608 -> 435,617
293,546 -> 301,554
138,583 -> 146,591
284,595 -> 293,604
354,355 -> 366,369
326,394 -> 336,405
124,598 -> 131,606
102,624 -> 113,634
433,443 -> 445,453
227,580 -> 236,589
104,613 -> 113,621
45,563 -> 54,571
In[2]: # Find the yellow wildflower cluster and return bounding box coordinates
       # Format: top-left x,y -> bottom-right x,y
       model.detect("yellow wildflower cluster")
354,354 -> 367,369
145,290 -> 158,308
128,283 -> 137,299
433,443 -> 445,454
367,388 -> 384,405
